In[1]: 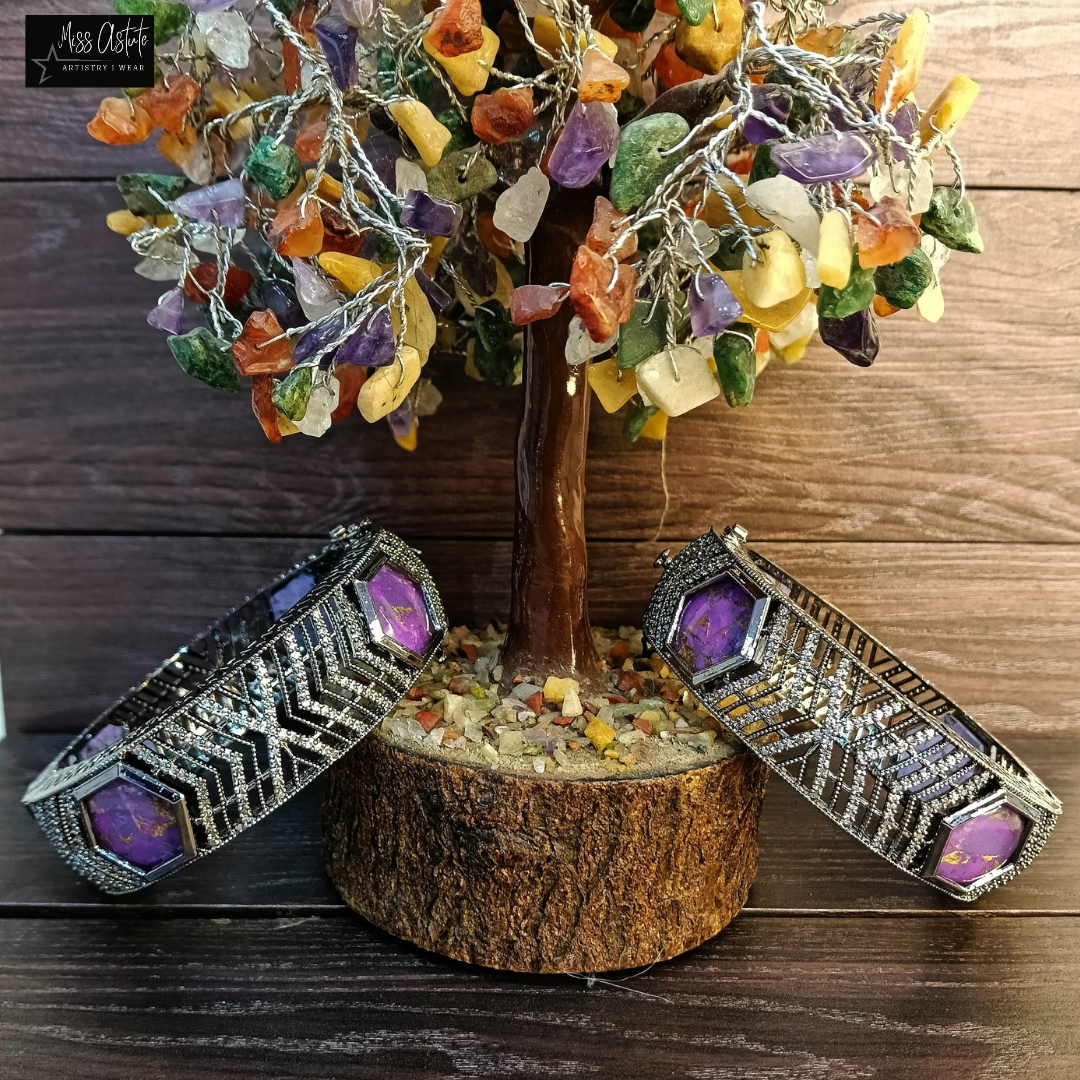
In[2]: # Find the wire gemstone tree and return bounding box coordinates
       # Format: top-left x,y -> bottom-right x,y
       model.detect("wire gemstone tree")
92,0 -> 982,687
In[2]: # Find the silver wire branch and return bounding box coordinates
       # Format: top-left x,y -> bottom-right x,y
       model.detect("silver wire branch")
604,0 -> 965,352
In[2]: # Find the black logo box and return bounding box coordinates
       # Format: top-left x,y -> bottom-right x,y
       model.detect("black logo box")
26,15 -> 156,88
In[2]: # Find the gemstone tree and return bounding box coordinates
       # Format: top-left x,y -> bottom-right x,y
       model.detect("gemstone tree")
89,0 -> 982,687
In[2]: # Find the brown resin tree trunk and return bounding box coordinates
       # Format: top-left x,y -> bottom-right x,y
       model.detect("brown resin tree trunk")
322,191 -> 769,975
498,188 -> 604,690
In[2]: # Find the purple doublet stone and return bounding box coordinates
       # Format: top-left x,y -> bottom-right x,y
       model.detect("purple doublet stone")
675,573 -> 758,674
76,723 -> 126,762
771,132 -> 875,185
270,571 -> 315,620
689,273 -> 742,338
368,564 -> 434,655
546,102 -> 621,189
400,190 -> 462,238
83,777 -> 185,871
170,178 -> 246,228
940,712 -> 989,754
932,803 -> 1027,886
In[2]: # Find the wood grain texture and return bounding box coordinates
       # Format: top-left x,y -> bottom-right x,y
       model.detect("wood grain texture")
0,184 -> 1077,542
2,536 -> 1078,736
2,1 -> 1079,186
323,734 -> 767,972
2,733 -> 1077,914
3,734 -> 1077,915
1,913 -> 1078,1080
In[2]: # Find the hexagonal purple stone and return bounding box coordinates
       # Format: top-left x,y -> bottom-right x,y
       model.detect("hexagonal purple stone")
368,564 -> 434,656
932,802 -> 1028,887
675,572 -> 758,674
83,777 -> 185,871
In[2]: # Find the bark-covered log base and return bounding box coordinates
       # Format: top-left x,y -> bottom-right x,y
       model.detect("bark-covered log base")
323,732 -> 768,974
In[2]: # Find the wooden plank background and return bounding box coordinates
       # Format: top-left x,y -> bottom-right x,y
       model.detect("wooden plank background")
1,8 -> 1078,1078
1,0 -> 1078,741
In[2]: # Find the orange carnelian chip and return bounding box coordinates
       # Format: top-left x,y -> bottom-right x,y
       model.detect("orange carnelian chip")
577,49 -> 630,104
424,0 -> 483,59
653,42 -> 703,89
136,75 -> 201,134
873,295 -> 902,318
232,310 -> 295,376
294,118 -> 327,162
183,263 -> 254,307
586,196 -> 637,260
268,199 -> 325,258
796,25 -> 846,56
251,374 -> 283,443
477,209 -> 514,259
157,123 -> 197,167
87,97 -> 153,145
569,244 -> 637,343
319,205 -> 364,255
471,87 -> 535,144
856,197 -> 921,268
330,363 -> 368,421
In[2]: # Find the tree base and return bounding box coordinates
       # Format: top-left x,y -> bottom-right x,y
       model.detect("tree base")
323,731 -> 768,974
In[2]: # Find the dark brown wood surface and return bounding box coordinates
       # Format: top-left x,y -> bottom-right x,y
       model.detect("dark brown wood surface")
4,735 -> 1077,915
1,183 -> 1077,544
323,735 -> 767,972
2,734 -> 1078,1079
1,1 -> 1079,1075
3,536 -> 1078,734
3,0 -> 1076,186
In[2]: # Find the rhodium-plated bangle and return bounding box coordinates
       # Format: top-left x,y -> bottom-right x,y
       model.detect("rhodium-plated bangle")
644,526 -> 1062,901
23,523 -> 446,895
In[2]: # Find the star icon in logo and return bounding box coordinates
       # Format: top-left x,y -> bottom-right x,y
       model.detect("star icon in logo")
30,43 -> 59,85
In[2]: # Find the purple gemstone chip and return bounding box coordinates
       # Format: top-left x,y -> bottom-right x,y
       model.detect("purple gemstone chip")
674,572 -> 762,675
688,273 -> 742,338
546,102 -> 621,189
314,14 -> 358,91
771,131 -> 875,185
743,85 -> 791,146
367,564 -> 435,656
170,178 -> 246,229
83,777 -> 186,872
931,801 -> 1028,887
147,287 -> 185,336
400,190 -> 462,238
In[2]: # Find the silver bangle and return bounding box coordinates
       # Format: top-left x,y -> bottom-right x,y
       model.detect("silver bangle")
645,526 -> 1062,900
22,523 -> 446,895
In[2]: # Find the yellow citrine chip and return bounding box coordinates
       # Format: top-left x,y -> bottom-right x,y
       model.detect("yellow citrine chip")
741,230 -> 806,309
817,209 -> 853,289
427,26 -> 500,96
588,358 -> 638,413
358,346 -> 422,422
875,8 -> 930,112
919,74 -> 979,144
387,99 -> 452,167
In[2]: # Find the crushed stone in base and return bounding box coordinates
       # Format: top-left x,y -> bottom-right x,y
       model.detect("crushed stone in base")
378,624 -> 741,779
